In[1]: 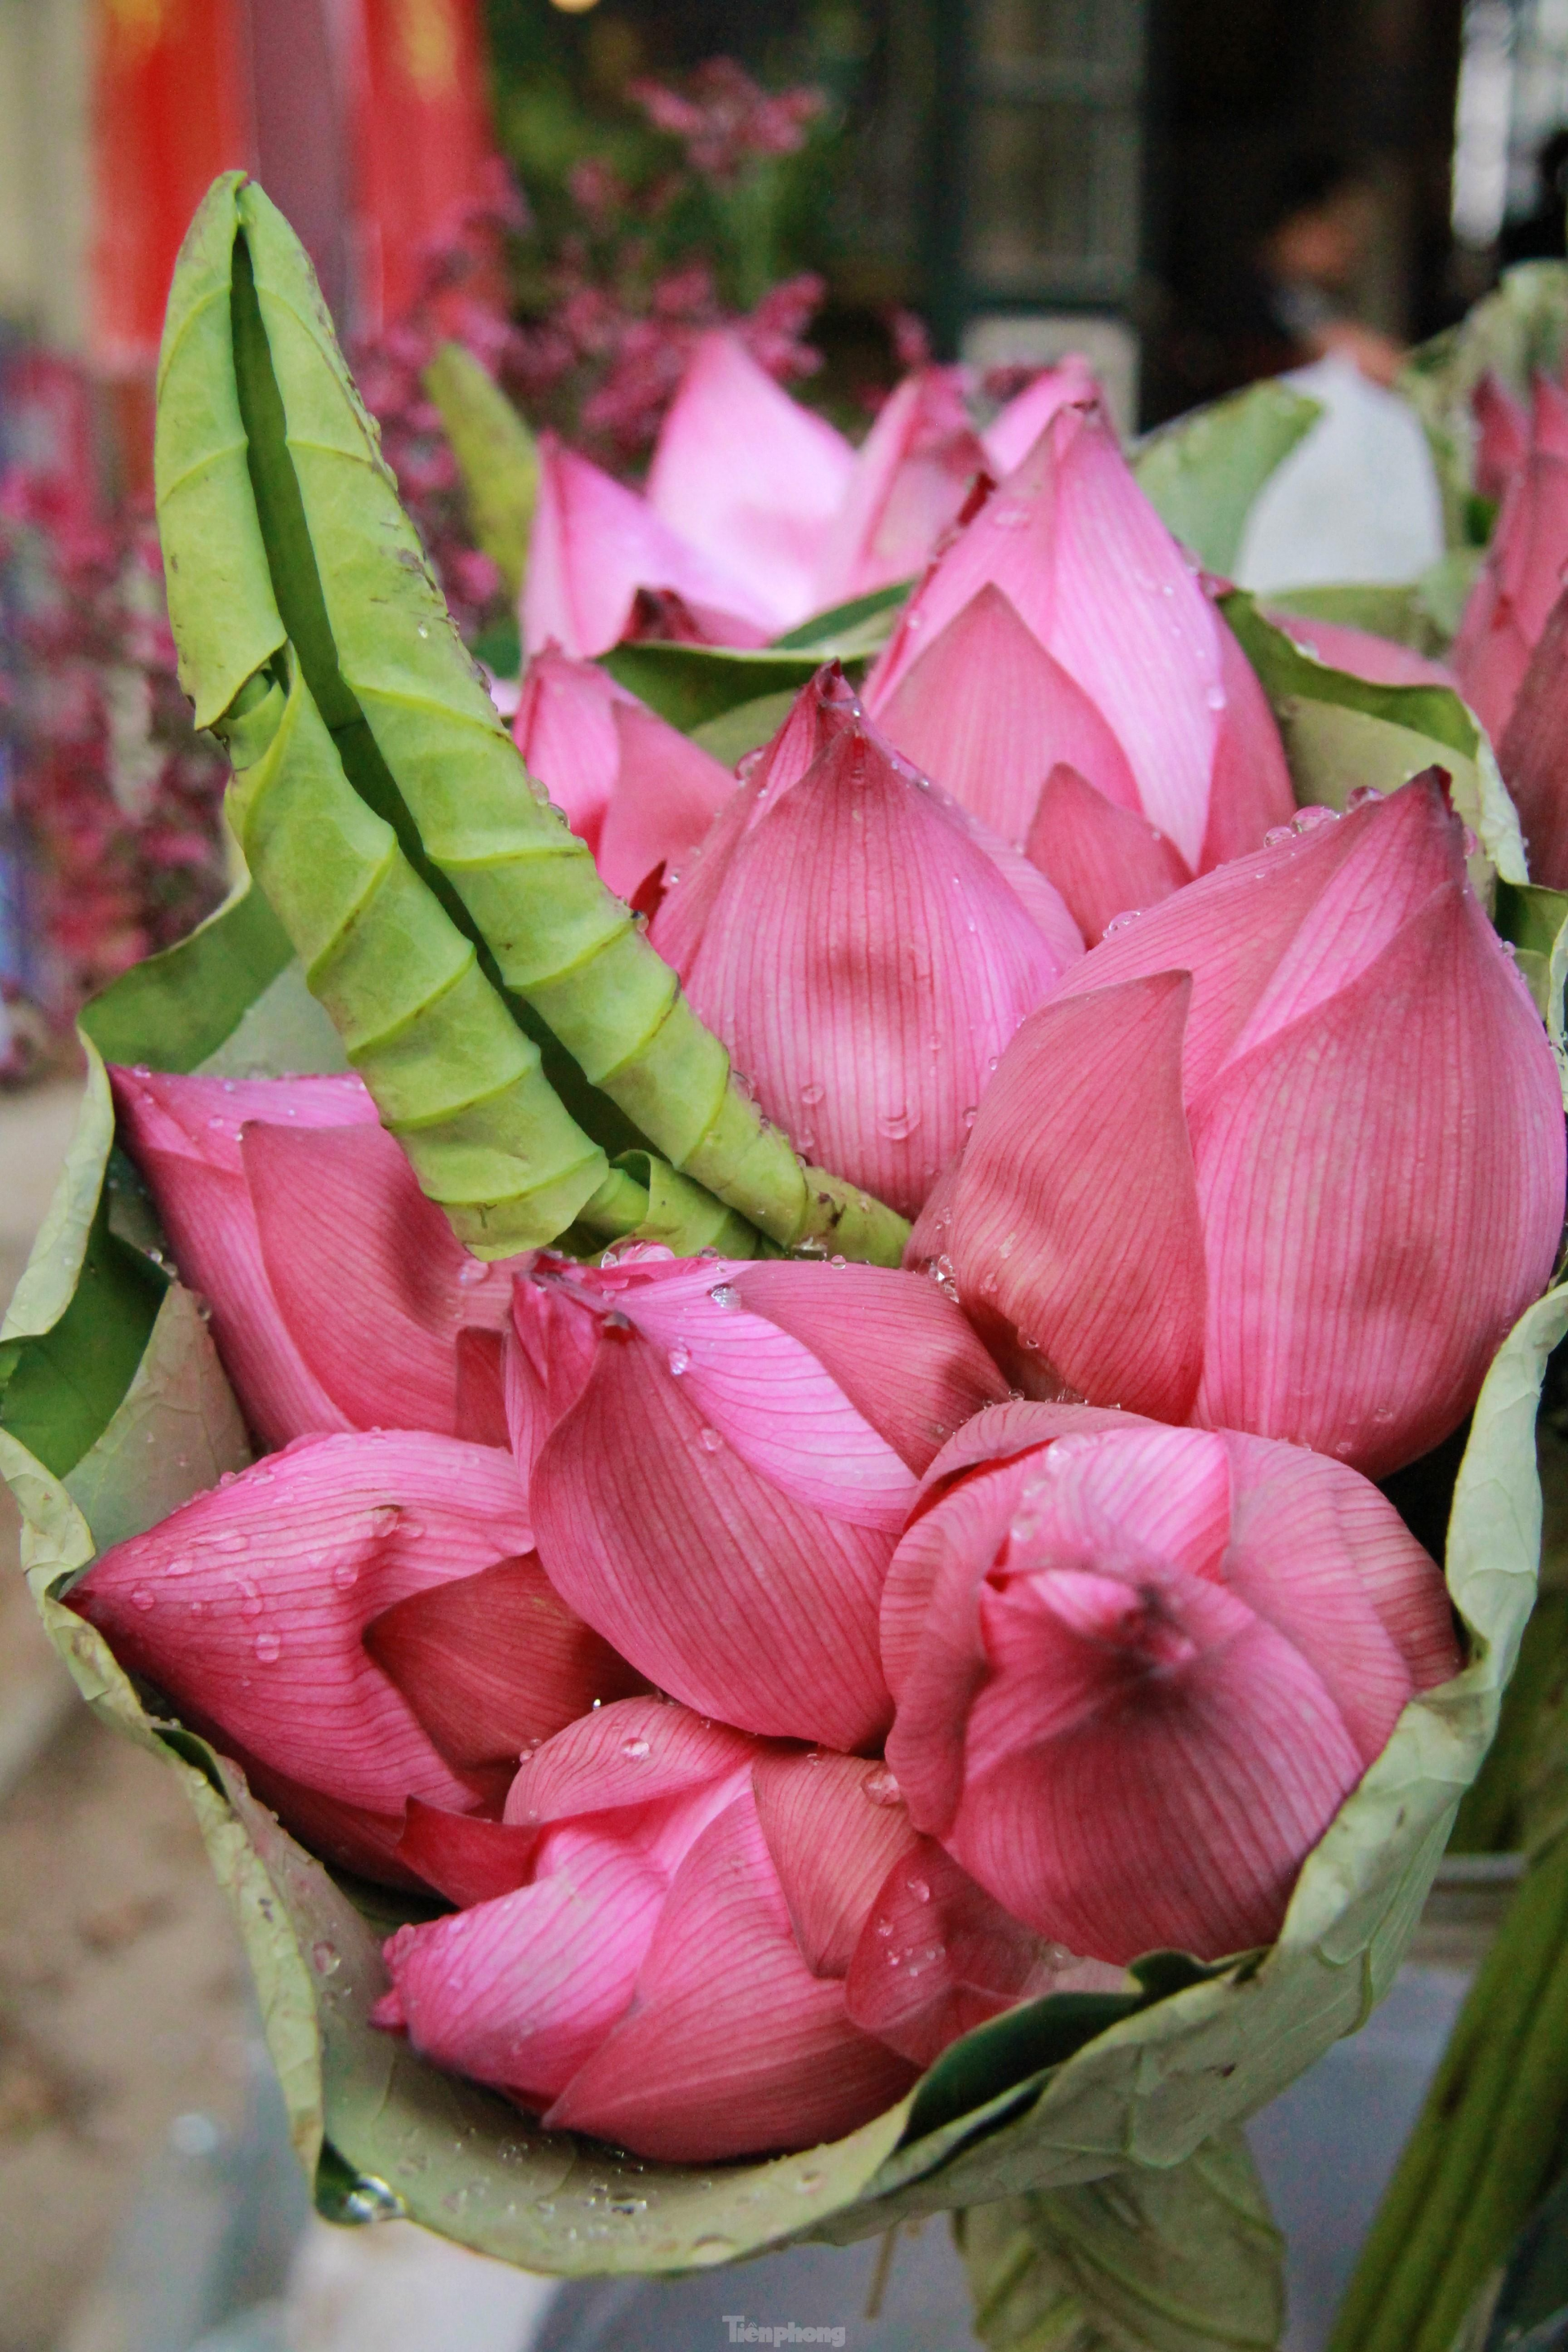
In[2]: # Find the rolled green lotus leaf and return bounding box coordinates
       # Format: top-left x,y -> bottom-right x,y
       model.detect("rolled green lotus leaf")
422,341 -> 537,602
155,172 -> 907,1267
220,653 -> 609,1254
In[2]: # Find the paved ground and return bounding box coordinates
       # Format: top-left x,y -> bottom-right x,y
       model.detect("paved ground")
0,1078 -> 253,2352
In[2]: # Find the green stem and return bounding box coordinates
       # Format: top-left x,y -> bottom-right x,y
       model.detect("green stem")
1330,1836 -> 1568,2352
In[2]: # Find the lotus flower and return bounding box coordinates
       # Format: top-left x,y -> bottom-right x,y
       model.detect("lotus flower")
909,775 -> 1565,1476
1453,376 -> 1568,742
652,668 -> 1083,1216
808,367 -> 988,609
521,431 -> 773,659
511,647 -> 734,904
646,330 -> 855,635
1499,579 -> 1568,888
64,1430 -> 644,1884
980,354 -> 1099,479
373,1697 -> 1114,2158
881,1404 -> 1460,1963
109,1069 -> 521,1448
863,396 -> 1294,938
521,1249 -> 1009,1751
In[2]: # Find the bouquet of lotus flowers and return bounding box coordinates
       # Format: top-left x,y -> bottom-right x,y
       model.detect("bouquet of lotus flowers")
6,175 -> 1567,2338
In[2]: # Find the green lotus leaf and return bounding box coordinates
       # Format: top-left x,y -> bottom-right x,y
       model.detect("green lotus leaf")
154,173 -> 906,1268
1131,381 -> 1322,575
956,2126 -> 1284,2352
1400,262 -> 1568,547
1262,582 -> 1441,656
2,859 -> 1557,2273
422,342 -> 537,603
598,642 -> 847,733
1222,591 -> 1527,886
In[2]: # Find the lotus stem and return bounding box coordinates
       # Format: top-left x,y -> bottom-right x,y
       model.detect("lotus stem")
1329,1832 -> 1568,2352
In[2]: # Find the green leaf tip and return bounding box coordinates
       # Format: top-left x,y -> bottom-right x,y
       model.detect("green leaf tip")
154,171 -> 908,1267
423,341 -> 537,601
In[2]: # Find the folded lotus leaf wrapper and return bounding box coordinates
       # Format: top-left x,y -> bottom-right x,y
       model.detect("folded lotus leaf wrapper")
0,870 -> 1560,2271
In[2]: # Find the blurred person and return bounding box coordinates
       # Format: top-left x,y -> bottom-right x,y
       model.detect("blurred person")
1255,153 -> 1407,387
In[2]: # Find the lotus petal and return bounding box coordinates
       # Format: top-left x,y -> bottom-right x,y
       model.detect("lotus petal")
544,1793 -> 915,2160
647,332 -> 855,633
521,433 -> 773,659
363,1555 -> 647,1775
872,583 -> 1143,840
70,1431 -> 532,1818
681,709 -> 1077,1215
1026,763 -> 1191,947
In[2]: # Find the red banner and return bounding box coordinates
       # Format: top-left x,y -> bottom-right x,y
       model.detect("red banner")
352,0 -> 497,335
90,0 -> 251,376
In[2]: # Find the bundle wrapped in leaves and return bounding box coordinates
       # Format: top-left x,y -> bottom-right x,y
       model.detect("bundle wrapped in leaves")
5,174 -> 1568,2335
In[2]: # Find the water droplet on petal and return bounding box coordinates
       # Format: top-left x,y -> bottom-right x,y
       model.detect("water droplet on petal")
621,1735 -> 651,1759
667,1343 -> 691,1376
254,1630 -> 282,1664
312,1941 -> 341,1976
800,1081 -> 825,1106
697,1426 -> 723,1452
1347,784 -> 1383,812
238,1585 -> 263,1621
1205,684 -> 1227,711
707,1283 -> 740,1309
863,1766 -> 902,1807
457,1258 -> 488,1286
332,1560 -> 359,1592
131,1584 -> 156,1613
909,1877 -> 931,1904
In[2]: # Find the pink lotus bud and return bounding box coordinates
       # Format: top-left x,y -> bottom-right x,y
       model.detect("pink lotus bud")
656,670 -> 1082,1217
911,776 -> 1564,1474
110,1069 -> 518,1447
521,431 -> 773,660
1264,611 -> 1458,691
811,368 -> 989,608
1500,581 -> 1568,887
981,355 -> 1100,479
69,1432 -> 541,1880
511,647 -> 734,904
882,1405 -> 1460,1962
378,1702 -> 916,2158
646,330 -> 855,635
524,1250 -> 1009,1749
1474,369 -> 1530,504
1454,378 -> 1568,740
866,397 -> 1294,879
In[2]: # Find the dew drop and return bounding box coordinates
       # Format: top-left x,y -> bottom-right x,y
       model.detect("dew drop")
332,1560 -> 360,1592
800,1081 -> 825,1106
1205,684 -> 1227,711
707,1283 -> 740,1309
131,1584 -> 156,1613
456,1257 -> 488,1286
863,1765 -> 902,1807
312,1940 -> 341,1976
254,1630 -> 282,1664
908,1878 -> 931,1904
238,1585 -> 263,1621
1293,804 -> 1337,832
1346,784 -> 1383,812
877,1105 -> 919,1141
1263,826 -> 1294,847
166,1556 -> 194,1579
697,1426 -> 723,1452
667,1343 -> 691,1376
621,1735 -> 651,1760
